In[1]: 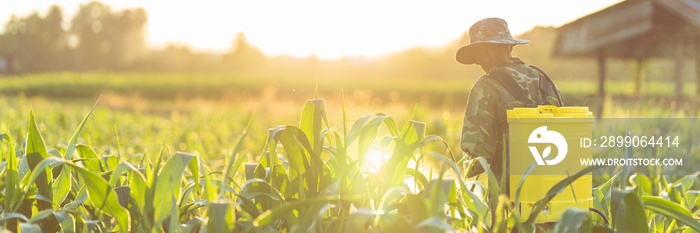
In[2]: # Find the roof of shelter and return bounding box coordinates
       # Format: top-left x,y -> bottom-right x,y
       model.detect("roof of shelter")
553,0 -> 700,58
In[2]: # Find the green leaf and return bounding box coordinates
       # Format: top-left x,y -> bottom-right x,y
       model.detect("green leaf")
269,164 -> 293,198
64,98 -> 99,160
114,186 -> 130,208
271,125 -> 330,199
674,173 -> 697,191
64,185 -> 88,210
222,128 -> 248,199
25,109 -> 53,211
300,98 -> 329,154
426,152 -> 488,220
401,193 -> 429,223
27,209 -> 54,224
610,189 -> 648,233
238,178 -> 285,201
126,166 -> 148,213
417,216 -> 453,232
382,120 -> 425,187
52,165 -> 71,207
53,211 -> 76,233
643,196 -> 700,232
19,223 -> 41,233
24,157 -> 130,232
421,179 -> 455,218
75,144 -> 102,172
188,154 -> 200,195
237,195 -> 262,219
153,152 -> 194,225
476,157 -> 500,202
378,187 -> 407,212
358,115 -> 391,162
108,162 -> 143,187
200,163 -> 217,202
592,188 -> 610,221
378,213 -> 417,232
405,168 -> 428,191
47,148 -> 62,158
1,134 -> 20,213
553,208 -> 588,233
25,110 -> 48,159
102,155 -> 119,171
688,190 -> 700,211
345,114 -> 374,146
631,173 -> 652,195
344,208 -> 380,232
254,195 -> 360,228
75,163 -> 131,232
0,213 -> 29,222
207,201 -> 235,232
168,190 -> 179,233
180,217 -> 204,233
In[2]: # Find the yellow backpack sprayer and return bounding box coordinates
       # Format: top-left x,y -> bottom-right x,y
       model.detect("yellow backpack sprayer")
507,106 -> 593,223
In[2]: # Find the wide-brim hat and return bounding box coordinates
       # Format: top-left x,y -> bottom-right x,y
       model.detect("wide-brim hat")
455,18 -> 529,65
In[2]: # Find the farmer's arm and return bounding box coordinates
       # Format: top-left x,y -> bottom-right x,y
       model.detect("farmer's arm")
461,80 -> 499,161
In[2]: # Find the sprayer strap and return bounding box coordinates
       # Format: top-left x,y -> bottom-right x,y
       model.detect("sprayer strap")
488,69 -> 537,107
529,65 -> 564,106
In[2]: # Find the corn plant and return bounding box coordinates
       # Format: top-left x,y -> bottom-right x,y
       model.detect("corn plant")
0,97 -> 698,232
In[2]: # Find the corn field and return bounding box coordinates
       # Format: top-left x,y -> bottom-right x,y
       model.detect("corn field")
0,98 -> 699,233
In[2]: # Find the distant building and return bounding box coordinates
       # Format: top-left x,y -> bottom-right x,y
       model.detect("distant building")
553,0 -> 700,98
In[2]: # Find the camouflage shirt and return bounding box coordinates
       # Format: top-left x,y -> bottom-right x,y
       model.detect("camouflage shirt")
461,57 -> 562,177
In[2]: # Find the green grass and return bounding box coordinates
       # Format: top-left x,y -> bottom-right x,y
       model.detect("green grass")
0,95 -> 698,232
1,73 -> 698,107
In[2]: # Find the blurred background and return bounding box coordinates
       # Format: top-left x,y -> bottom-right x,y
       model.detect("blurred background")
1,0 -> 699,162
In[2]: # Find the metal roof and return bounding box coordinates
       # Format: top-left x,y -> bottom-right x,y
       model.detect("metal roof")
553,0 -> 700,58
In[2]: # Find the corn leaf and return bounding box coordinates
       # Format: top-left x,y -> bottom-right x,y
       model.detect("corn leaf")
643,196 -> 700,232
25,110 -> 53,212
300,98 -> 329,154
553,208 -> 588,233
24,157 -> 130,232
1,134 -> 20,213
207,201 -> 234,232
64,98 -> 98,160
382,120 -> 425,187
52,166 -> 71,207
153,152 -> 194,225
610,189 -> 648,233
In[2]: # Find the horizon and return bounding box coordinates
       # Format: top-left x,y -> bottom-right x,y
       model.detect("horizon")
3,0 -> 623,59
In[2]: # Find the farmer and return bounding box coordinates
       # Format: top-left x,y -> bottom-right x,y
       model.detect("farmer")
456,18 -> 563,187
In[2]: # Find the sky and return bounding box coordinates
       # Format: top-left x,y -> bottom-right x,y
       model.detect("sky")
2,0 -> 623,59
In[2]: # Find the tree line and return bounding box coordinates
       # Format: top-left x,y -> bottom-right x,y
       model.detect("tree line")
0,2 -> 147,73
0,1 -> 269,74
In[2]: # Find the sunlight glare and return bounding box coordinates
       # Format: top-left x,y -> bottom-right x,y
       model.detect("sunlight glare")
364,147 -> 385,174
0,0 -> 624,59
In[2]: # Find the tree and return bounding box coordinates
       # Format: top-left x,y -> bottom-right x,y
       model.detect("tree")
0,5 -> 67,73
71,1 -> 147,71
222,32 -> 267,71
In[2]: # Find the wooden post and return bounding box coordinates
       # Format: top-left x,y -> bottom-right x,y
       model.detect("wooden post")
634,59 -> 644,96
597,50 -> 606,118
674,57 -> 684,100
696,39 -> 700,97
674,31 -> 688,101
598,50 -> 606,97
